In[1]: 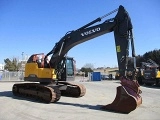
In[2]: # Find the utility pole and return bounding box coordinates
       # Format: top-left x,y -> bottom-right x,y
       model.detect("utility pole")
21,52 -> 24,75
21,52 -> 24,61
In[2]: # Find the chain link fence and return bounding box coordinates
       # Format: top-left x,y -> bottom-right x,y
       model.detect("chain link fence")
0,71 -> 24,81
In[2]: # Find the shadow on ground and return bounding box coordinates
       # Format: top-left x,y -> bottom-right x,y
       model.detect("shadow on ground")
56,101 -> 102,110
0,91 -> 41,103
142,84 -> 160,89
0,91 -> 13,97
55,101 -> 128,114
113,80 -> 160,89
0,91 -> 128,114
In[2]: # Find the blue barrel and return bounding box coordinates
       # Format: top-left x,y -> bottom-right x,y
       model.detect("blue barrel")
91,72 -> 101,81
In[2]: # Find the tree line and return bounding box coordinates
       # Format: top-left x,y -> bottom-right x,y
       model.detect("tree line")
3,58 -> 21,71
128,49 -> 160,67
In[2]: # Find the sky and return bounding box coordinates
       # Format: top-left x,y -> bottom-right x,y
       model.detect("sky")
0,0 -> 160,68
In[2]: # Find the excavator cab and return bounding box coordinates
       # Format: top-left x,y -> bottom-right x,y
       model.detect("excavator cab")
57,57 -> 75,81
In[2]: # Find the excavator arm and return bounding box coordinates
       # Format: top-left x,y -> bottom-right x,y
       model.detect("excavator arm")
46,5 -> 136,80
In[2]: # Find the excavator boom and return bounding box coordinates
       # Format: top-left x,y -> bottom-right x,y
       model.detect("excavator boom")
46,6 -> 136,79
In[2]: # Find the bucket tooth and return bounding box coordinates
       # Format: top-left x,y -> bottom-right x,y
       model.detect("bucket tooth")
101,77 -> 142,113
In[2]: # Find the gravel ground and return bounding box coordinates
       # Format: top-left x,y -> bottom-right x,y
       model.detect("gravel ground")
0,79 -> 160,120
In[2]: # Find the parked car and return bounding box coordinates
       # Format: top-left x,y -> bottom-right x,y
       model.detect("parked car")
101,75 -> 109,80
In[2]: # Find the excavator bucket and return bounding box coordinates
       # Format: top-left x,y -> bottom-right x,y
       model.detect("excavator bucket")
101,77 -> 142,113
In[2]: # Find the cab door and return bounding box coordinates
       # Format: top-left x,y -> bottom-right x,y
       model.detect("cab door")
59,57 -> 75,81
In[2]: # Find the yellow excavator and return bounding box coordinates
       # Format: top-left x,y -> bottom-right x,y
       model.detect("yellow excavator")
12,5 -> 142,113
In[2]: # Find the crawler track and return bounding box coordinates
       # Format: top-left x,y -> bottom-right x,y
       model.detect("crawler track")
12,83 -> 61,103
12,82 -> 86,103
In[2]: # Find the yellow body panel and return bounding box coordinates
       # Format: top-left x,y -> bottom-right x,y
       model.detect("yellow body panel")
25,63 -> 56,79
156,71 -> 160,78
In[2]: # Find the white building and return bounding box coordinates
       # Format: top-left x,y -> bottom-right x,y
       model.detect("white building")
0,63 -> 4,71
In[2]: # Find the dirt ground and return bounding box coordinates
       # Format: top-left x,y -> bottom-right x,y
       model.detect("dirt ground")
0,80 -> 160,120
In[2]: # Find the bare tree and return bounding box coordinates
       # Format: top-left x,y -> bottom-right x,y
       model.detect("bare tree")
83,63 -> 94,69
